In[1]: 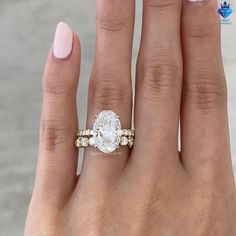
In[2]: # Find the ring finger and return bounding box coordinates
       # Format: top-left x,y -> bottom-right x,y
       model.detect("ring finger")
79,0 -> 135,185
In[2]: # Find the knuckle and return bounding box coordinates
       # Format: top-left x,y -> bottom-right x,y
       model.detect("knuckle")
184,75 -> 227,110
145,0 -> 177,9
77,196 -> 108,234
138,58 -> 181,102
147,190 -> 167,215
40,120 -> 72,151
44,79 -> 65,95
134,187 -> 168,231
44,69 -> 76,96
89,78 -> 131,111
184,22 -> 216,40
97,15 -> 129,33
183,2 -> 219,40
134,174 -> 169,218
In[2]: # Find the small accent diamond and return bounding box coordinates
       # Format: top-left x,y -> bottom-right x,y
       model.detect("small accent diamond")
88,137 -> 95,146
120,136 -> 129,146
128,137 -> 134,148
75,138 -> 81,147
80,137 -> 88,147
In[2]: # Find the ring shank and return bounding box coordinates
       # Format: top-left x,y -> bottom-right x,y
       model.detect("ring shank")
77,129 -> 135,137
76,129 -> 135,149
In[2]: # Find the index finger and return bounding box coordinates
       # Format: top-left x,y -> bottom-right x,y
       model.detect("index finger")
34,22 -> 81,206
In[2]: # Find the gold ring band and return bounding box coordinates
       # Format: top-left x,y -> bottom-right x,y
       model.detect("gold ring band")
75,129 -> 134,149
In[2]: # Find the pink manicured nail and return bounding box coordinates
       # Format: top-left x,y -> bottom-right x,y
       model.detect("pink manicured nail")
53,22 -> 73,59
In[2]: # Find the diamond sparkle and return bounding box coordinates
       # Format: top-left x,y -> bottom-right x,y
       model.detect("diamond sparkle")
93,110 -> 121,153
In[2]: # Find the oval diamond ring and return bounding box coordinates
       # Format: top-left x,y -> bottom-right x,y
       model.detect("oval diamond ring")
75,110 -> 135,154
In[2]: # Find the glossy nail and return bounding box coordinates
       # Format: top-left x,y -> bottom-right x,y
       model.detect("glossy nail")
53,22 -> 73,59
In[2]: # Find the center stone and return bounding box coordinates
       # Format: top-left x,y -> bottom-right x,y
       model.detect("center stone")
93,110 -> 121,153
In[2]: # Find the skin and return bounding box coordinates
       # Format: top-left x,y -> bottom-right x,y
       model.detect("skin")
25,0 -> 236,235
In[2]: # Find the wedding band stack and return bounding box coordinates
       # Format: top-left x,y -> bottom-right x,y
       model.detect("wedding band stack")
76,129 -> 135,148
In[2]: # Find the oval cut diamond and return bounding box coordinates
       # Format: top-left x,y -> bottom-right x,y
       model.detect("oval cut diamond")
93,110 -> 121,153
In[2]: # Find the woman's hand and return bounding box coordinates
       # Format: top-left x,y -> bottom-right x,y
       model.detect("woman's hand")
25,0 -> 236,235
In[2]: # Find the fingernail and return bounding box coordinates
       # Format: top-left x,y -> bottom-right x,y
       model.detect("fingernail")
53,22 -> 73,59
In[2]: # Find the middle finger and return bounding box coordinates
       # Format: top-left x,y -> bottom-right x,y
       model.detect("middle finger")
132,0 -> 183,170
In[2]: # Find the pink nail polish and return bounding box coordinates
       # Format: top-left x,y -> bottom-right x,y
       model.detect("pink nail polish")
53,22 -> 73,59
